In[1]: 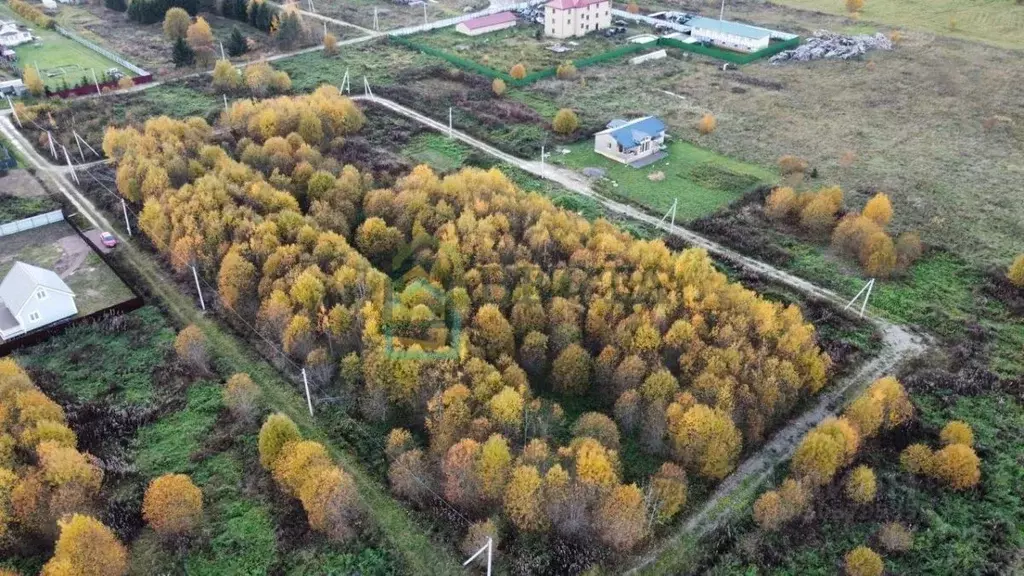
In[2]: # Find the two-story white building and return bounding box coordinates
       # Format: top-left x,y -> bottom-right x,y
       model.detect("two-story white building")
686,17 -> 772,53
544,0 -> 611,39
0,262 -> 78,341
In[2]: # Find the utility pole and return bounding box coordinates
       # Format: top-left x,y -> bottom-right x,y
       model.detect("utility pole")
302,368 -> 314,416
340,69 -> 350,93
373,7 -> 379,31
423,1 -> 428,25
74,131 -> 85,162
448,107 -> 453,138
462,537 -> 493,576
719,0 -> 726,21
6,95 -> 20,128
121,199 -> 132,237
843,278 -> 875,318
363,76 -> 373,100
223,94 -> 229,109
74,131 -> 99,159
91,68 -> 101,96
191,264 -> 206,311
540,145 -> 550,171
46,131 -> 57,160
62,146 -> 78,184
220,42 -> 226,60
660,198 -> 678,232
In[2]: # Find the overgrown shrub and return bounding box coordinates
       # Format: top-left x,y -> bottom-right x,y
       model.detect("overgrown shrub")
697,113 -> 716,135
142,474 -> 203,536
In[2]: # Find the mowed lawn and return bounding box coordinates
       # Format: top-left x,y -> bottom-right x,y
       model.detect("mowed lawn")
770,0 -> 1024,49
0,5 -> 133,89
551,138 -> 777,221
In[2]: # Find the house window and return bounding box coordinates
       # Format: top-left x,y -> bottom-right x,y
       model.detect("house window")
28,311 -> 40,323
35,288 -> 47,301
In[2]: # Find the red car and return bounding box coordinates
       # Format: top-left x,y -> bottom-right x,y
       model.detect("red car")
99,231 -> 118,248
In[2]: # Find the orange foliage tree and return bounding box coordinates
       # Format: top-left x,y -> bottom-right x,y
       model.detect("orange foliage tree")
142,474 -> 203,536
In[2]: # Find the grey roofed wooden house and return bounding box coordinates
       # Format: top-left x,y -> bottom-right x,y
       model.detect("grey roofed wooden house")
0,261 -> 77,340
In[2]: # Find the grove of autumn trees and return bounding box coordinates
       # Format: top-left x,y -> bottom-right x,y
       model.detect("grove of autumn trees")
765,187 -> 922,278
101,88 -> 834,559
0,358 -> 129,575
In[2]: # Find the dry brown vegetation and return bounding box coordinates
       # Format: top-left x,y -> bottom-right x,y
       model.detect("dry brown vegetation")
523,0 -> 1024,266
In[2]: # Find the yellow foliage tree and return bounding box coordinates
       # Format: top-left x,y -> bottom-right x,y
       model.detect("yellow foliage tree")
212,59 -> 242,92
186,17 -> 216,66
492,78 -> 506,97
41,514 -> 128,576
791,428 -> 845,486
476,434 -> 512,502
271,440 -> 331,496
939,420 -> 974,447
163,7 -> 190,41
552,108 -> 580,135
900,443 -> 933,476
571,412 -> 620,450
929,443 -> 980,490
862,192 -> 893,227
223,373 -> 261,423
298,465 -> 360,542
142,474 -> 203,536
844,465 -> 877,504
765,186 -> 797,221
174,324 -> 208,372
665,402 -> 741,480
1007,254 -> 1024,288
509,63 -> 526,80
323,32 -> 338,56
23,67 -> 44,97
551,343 -> 591,395
488,386 -> 524,434
650,462 -> 687,523
503,465 -> 547,531
697,113 -> 716,135
753,489 -> 783,530
596,483 -> 648,552
844,546 -> 883,576
258,413 -> 301,469
573,437 -> 619,488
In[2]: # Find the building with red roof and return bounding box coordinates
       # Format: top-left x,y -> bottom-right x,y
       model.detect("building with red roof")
544,0 -> 611,39
456,11 -> 518,36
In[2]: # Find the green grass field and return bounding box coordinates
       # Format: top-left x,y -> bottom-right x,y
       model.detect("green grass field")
769,0 -> 1024,49
0,4 -> 133,90
551,138 -> 777,221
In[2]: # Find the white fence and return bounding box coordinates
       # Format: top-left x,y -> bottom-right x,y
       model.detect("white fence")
55,26 -> 150,76
0,210 -> 64,237
389,0 -> 544,37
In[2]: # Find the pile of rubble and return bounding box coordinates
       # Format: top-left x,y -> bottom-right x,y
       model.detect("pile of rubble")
770,30 -> 893,64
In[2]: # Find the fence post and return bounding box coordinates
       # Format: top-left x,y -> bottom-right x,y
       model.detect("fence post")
191,265 -> 206,311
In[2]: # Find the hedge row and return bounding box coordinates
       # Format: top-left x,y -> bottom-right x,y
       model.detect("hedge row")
389,34 -> 801,87
8,0 -> 55,29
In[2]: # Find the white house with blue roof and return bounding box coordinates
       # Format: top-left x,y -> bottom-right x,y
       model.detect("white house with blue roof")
593,116 -> 667,167
687,17 -> 772,53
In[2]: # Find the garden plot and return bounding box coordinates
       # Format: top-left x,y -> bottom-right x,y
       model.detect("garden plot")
0,220 -> 134,316
0,4 -> 134,90
294,0 -> 488,31
550,138 -> 777,221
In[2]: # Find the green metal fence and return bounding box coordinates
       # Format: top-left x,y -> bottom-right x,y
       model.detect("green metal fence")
388,33 -> 801,87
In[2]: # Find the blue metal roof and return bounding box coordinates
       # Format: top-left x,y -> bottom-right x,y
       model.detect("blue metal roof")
687,17 -> 772,40
601,116 -> 666,149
